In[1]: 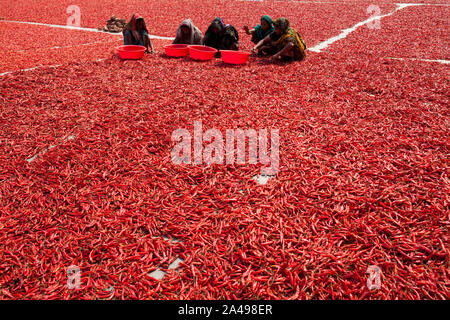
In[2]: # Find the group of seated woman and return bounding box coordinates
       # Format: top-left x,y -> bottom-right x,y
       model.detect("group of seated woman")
122,14 -> 306,62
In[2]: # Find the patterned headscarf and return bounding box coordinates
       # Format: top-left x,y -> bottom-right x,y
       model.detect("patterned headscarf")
273,17 -> 290,34
273,17 -> 307,51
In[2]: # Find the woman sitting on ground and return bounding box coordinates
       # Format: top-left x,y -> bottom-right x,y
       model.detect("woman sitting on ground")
203,17 -> 239,52
243,15 -> 274,44
173,19 -> 203,45
252,17 -> 306,62
123,14 -> 154,53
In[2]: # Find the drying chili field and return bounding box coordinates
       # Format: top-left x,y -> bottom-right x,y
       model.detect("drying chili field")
0,0 -> 449,300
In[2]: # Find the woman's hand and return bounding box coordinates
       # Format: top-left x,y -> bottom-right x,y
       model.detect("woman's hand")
270,53 -> 280,61
251,42 -> 261,53
243,25 -> 250,35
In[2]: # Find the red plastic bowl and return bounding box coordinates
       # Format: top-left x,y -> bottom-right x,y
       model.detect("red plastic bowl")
188,45 -> 218,60
117,45 -> 146,59
164,44 -> 189,57
221,50 -> 251,64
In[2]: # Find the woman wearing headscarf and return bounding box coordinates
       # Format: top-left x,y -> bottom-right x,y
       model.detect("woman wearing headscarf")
243,15 -> 274,44
202,17 -> 239,52
173,19 -> 203,45
122,13 -> 154,53
251,17 -> 306,62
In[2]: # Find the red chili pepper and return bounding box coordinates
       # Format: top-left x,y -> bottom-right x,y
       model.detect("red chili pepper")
0,1 -> 447,300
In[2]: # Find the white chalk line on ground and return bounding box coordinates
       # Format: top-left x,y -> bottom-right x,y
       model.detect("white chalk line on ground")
0,19 -> 173,76
308,3 -> 416,52
239,2 -> 449,54
0,19 -> 174,40
386,57 -> 450,64
26,134 -> 76,163
0,64 -> 61,77
12,40 -> 117,53
0,58 -> 107,77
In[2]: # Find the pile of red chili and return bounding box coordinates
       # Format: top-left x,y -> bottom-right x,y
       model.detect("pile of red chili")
0,0 -> 448,299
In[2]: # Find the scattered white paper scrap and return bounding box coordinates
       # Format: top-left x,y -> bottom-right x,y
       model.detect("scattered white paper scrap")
149,258 -> 184,280
149,268 -> 166,280
168,258 -> 184,270
252,174 -> 273,185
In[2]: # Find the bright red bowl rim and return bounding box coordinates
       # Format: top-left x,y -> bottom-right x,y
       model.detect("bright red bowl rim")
164,44 -> 189,50
188,45 -> 218,53
220,50 -> 251,55
220,50 -> 251,56
116,45 -> 146,52
220,50 -> 252,64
